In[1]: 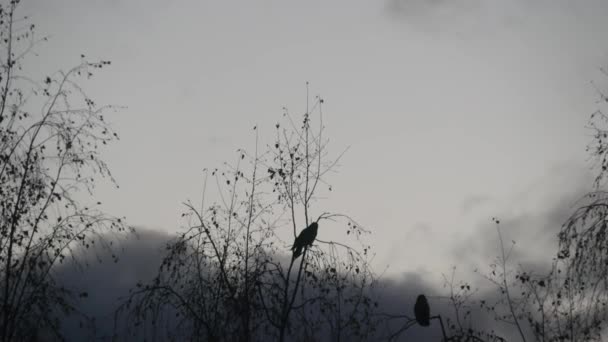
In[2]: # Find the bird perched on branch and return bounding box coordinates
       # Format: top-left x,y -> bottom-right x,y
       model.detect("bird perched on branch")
291,222 -> 318,259
414,294 -> 431,327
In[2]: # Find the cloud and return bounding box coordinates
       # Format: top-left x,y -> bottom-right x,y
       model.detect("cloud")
383,0 -> 608,41
48,227 -> 514,341
386,0 -> 480,16
55,227 -> 172,341
461,195 -> 493,214
46,227 -> 448,340
383,0 -> 491,34
451,164 -> 592,270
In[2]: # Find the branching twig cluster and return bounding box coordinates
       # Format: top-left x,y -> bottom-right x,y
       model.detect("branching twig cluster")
0,2 -> 128,341
118,92 -> 377,341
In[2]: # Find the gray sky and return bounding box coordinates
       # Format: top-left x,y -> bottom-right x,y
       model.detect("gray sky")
20,0 -> 608,277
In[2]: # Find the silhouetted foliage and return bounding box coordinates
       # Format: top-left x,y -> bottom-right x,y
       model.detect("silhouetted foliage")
436,205 -> 608,341
5,3 -> 605,340
119,92 -> 377,341
409,68 -> 608,342
0,2 -> 128,341
348,68 -> 608,342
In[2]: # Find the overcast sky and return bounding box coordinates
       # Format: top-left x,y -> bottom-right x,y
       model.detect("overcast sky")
19,0 -> 608,278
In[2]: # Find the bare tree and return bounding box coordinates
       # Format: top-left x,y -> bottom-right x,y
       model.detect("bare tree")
119,91 -> 377,341
410,67 -> 608,342
0,1 -> 128,340
440,215 -> 606,342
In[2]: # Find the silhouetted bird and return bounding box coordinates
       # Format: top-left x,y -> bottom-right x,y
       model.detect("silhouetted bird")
414,294 -> 430,327
291,222 -> 318,259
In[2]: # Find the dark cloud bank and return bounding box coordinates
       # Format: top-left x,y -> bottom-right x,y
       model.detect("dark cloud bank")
50,167 -> 594,341
53,229 -> 460,341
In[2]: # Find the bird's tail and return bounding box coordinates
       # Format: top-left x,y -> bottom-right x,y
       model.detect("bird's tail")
292,245 -> 303,260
